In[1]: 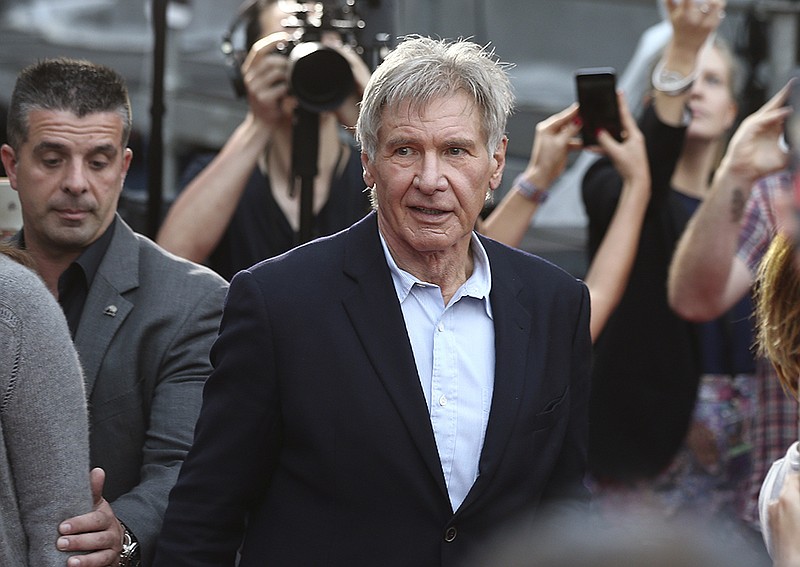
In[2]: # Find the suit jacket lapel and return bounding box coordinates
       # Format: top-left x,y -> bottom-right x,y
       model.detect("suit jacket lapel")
74,216 -> 138,395
464,240 -> 532,508
340,213 -> 449,500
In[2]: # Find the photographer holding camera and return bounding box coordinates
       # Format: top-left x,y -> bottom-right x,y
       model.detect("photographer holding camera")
156,0 -> 372,280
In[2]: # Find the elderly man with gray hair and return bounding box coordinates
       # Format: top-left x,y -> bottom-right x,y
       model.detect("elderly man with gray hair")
153,35 -> 591,567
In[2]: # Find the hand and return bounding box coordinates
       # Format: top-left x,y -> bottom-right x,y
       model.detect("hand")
768,463 -> 800,567
242,31 -> 295,128
320,36 -> 372,129
666,0 -> 726,55
58,468 -> 124,567
719,80 -> 794,184
319,34 -> 371,99
686,421 -> 721,473
596,92 -> 649,191
519,103 -> 583,189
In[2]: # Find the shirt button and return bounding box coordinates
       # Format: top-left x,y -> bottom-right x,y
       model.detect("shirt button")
444,526 -> 457,542
439,395 -> 447,406
437,322 -> 445,332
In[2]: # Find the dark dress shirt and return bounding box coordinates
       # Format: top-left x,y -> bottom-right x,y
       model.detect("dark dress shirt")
57,219 -> 116,337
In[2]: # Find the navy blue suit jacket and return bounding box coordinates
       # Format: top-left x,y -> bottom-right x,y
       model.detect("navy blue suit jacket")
153,212 -> 591,567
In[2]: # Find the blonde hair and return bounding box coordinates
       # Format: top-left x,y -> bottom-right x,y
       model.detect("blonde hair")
755,233 -> 800,398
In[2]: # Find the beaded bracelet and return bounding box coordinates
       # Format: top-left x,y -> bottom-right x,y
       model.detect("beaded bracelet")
514,173 -> 549,204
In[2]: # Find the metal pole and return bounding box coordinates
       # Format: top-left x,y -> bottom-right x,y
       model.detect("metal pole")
147,0 -> 168,239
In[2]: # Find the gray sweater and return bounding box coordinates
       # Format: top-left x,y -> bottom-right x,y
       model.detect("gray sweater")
0,254 -> 92,566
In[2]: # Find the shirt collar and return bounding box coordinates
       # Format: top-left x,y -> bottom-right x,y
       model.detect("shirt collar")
17,215 -> 116,287
68,215 -> 117,288
379,228 -> 493,316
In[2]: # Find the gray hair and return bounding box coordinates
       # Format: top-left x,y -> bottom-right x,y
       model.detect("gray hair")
6,57 -> 132,150
355,35 -> 515,161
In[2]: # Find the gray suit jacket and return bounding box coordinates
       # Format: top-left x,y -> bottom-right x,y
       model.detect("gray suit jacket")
74,216 -> 227,566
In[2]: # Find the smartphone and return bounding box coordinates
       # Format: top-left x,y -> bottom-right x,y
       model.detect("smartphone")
575,67 -> 622,146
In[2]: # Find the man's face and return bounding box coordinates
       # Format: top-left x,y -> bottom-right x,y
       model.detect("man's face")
0,109 -> 132,257
362,91 -> 506,261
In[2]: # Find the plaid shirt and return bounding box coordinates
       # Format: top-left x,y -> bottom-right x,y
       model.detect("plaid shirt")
736,171 -> 799,527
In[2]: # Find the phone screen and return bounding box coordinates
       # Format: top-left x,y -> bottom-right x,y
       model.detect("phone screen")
575,67 -> 622,146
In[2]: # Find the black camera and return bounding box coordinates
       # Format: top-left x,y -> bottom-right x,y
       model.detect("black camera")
222,0 -> 367,113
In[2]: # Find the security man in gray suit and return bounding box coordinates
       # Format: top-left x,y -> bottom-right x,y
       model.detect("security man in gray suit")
1,58 -> 228,567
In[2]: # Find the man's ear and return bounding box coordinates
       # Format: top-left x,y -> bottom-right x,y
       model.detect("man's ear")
489,136 -> 508,191
361,152 -> 375,188
1,144 -> 18,190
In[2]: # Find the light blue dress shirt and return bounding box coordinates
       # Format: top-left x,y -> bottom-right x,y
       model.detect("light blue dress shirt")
380,231 -> 495,512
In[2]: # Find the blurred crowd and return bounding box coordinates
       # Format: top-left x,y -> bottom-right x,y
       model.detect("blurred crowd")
3,1 -> 800,566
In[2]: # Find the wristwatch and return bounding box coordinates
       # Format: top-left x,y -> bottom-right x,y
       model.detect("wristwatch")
119,523 -> 141,567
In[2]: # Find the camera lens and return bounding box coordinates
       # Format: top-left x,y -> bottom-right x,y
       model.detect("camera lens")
288,42 -> 355,113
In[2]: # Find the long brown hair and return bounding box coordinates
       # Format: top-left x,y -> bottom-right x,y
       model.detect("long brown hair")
755,233 -> 800,398
0,240 -> 34,268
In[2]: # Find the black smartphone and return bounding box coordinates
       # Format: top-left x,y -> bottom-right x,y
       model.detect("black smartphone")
575,67 -> 622,146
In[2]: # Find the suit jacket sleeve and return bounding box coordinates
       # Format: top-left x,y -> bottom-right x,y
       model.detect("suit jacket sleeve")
112,288 -> 222,565
153,268 -> 282,566
89,240 -> 227,566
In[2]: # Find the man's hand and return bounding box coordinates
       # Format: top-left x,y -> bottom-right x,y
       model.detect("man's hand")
58,467 -> 124,567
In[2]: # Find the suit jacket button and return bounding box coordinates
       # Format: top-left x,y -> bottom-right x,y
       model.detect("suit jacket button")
444,526 -> 457,542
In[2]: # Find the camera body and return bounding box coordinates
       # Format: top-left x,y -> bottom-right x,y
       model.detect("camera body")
274,1 -> 364,112
222,0 -> 368,113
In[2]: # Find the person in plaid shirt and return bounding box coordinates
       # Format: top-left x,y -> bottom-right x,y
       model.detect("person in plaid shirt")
735,171 -> 797,529
668,84 -> 796,533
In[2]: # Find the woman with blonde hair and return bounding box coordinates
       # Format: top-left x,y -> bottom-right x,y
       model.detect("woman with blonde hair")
756,231 -> 800,565
756,233 -> 800,396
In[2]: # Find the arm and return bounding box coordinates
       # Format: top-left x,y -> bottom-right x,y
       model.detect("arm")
156,115 -> 272,263
766,446 -> 800,567
154,271 -> 282,566
652,0 -> 726,126
59,269 -> 228,567
156,33 -> 292,262
583,93 -> 651,340
329,41 -> 372,130
481,104 -> 582,247
2,264 -> 92,566
114,283 -> 227,563
668,82 -> 793,321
